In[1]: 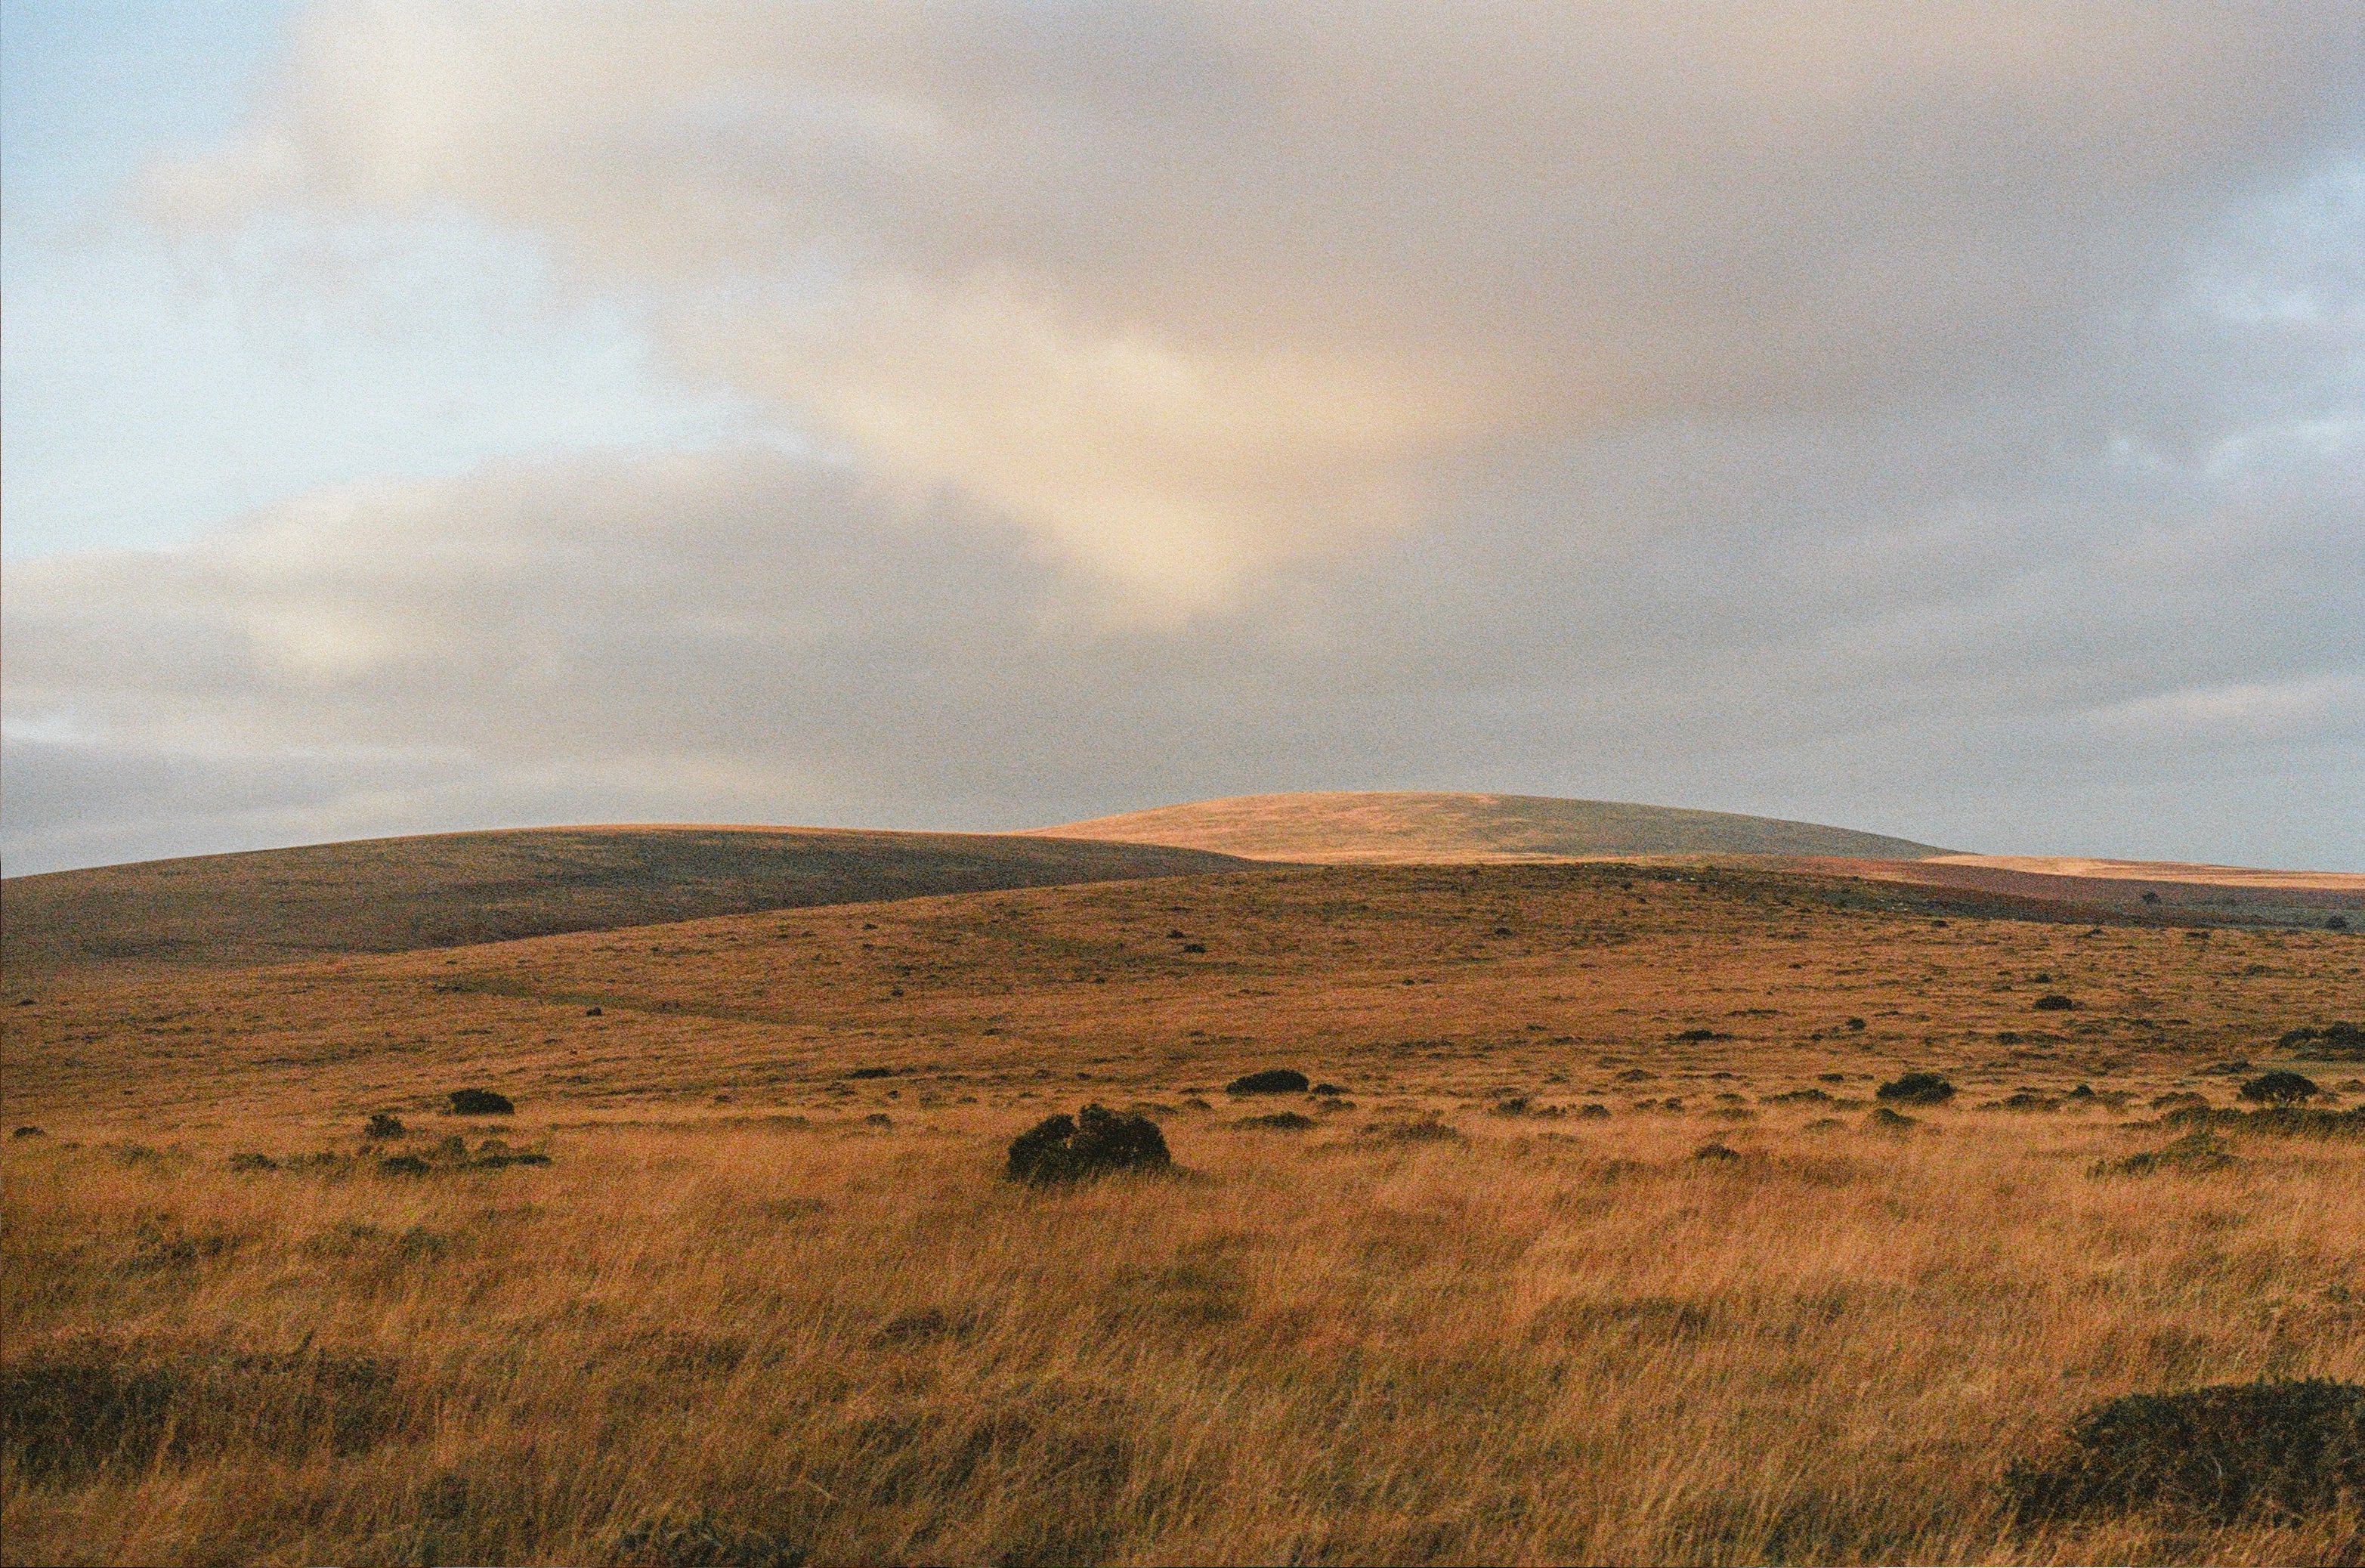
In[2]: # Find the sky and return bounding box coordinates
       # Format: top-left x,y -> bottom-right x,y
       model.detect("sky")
3,2 -> 2360,875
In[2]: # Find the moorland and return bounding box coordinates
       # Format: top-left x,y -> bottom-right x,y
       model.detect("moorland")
4,798 -> 2363,1566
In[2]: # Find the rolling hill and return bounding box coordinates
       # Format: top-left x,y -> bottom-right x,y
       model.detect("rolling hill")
0,826 -> 1249,978
1028,790 -> 1954,863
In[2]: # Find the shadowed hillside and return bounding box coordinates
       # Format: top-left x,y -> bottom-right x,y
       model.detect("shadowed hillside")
0,827 -> 1249,978
1031,790 -> 1952,863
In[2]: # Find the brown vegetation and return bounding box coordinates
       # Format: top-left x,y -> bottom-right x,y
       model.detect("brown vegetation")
5,858 -> 2363,1564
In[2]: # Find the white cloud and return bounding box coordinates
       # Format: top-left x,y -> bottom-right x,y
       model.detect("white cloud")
140,2 -> 2364,603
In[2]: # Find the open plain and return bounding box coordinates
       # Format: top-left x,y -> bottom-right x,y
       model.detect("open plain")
5,845 -> 2364,1565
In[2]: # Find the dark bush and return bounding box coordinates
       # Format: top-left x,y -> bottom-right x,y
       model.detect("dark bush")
2005,1379 -> 2364,1523
1225,1069 -> 1309,1096
2240,1071 -> 2321,1104
1763,1088 -> 1833,1106
1310,1081 -> 1346,1095
1672,1028 -> 1727,1043
1180,942 -> 1207,953
1236,1112 -> 1315,1131
2033,994 -> 2075,1011
1866,1106 -> 1919,1133
0,1344 -> 402,1479
846,1066 -> 894,1080
1844,1017 -> 1866,1031
2280,1021 -> 2363,1058
13,1125 -> 45,1139
1877,1072 -> 1955,1106
612,1508 -> 808,1568
1005,1103 -> 1171,1185
226,1152 -> 278,1173
378,1155 -> 431,1177
2330,915 -> 2351,931
2091,1130 -> 2238,1178
446,1088 -> 513,1115
1575,1103 -> 1611,1119
363,1113 -> 406,1140
1691,1141 -> 1742,1162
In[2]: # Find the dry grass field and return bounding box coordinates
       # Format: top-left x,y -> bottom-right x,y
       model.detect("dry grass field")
6,858 -> 2363,1565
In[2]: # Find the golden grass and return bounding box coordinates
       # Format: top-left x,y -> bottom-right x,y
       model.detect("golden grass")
5,862 -> 2363,1565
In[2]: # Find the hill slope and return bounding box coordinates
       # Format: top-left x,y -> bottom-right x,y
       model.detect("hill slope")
0,826 -> 1249,978
1029,791 -> 1952,863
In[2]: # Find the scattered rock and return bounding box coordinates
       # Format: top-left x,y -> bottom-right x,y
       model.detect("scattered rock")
2004,1379 -> 2364,1523
1005,1103 -> 1172,1185
1225,1069 -> 1310,1096
446,1089 -> 513,1116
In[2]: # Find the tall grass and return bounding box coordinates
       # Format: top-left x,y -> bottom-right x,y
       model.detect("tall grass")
6,1106 -> 2360,1565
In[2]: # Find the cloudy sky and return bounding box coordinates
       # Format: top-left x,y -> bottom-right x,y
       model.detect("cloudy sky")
5,2 -> 2360,875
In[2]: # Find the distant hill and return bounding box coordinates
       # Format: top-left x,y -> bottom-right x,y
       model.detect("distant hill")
1,827 -> 1249,978
1028,791 -> 1952,863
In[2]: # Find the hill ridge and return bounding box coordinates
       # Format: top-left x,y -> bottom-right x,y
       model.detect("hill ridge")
1028,790 -> 1953,864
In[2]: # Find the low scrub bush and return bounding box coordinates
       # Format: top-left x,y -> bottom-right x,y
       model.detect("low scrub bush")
1876,1072 -> 1955,1106
447,1088 -> 514,1115
2033,994 -> 2075,1011
2280,1021 -> 2363,1059
1866,1106 -> 1919,1133
363,1112 -> 406,1140
2004,1379 -> 2363,1523
2164,1104 -> 2365,1139
2240,1070 -> 2321,1104
1005,1104 -> 1171,1185
2091,1130 -> 2238,1178
0,1342 -> 403,1480
1236,1111 -> 1315,1131
1225,1069 -> 1309,1095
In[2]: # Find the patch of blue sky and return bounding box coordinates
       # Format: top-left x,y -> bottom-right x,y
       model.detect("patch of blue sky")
2,0 -> 784,560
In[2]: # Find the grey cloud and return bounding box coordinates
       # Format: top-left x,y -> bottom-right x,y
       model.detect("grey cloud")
8,3 -> 2358,871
